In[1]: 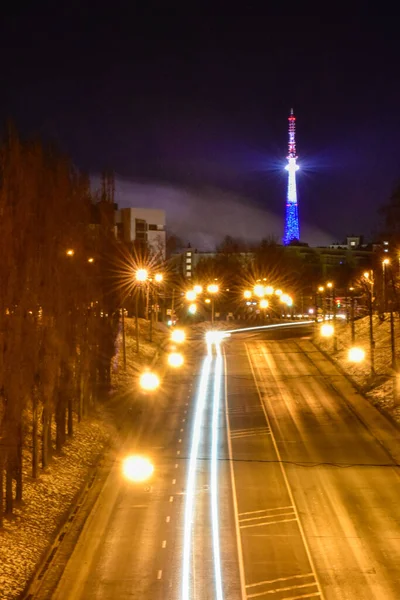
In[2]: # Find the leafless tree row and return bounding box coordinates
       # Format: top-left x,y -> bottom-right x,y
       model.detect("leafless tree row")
0,131 -> 119,525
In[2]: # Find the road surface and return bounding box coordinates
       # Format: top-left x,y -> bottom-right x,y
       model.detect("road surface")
33,326 -> 400,599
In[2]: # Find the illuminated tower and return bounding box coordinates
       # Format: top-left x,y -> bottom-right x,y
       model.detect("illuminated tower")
283,108 -> 300,244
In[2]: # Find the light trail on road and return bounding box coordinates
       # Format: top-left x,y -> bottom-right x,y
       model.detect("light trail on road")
224,320 -> 314,335
181,339 -> 226,600
181,353 -> 212,600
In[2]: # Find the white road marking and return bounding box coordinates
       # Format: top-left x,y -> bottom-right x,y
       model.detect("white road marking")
166,516 -> 170,523
162,540 -> 167,548
239,506 -> 293,517
169,496 -> 174,503
157,570 -> 162,580
240,517 -> 297,529
246,573 -> 315,588
172,479 -> 176,484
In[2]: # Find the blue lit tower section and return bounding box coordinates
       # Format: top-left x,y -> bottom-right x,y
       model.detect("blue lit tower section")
283,108 -> 300,244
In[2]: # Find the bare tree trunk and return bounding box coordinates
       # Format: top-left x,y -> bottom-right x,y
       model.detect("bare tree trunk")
32,398 -> 38,478
5,455 -> 13,515
42,406 -> 50,468
16,424 -> 23,502
0,459 -> 4,528
67,392 -> 73,437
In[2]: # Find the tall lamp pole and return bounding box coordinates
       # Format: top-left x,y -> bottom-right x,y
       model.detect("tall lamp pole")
135,268 -> 149,353
207,283 -> 219,324
364,271 -> 375,376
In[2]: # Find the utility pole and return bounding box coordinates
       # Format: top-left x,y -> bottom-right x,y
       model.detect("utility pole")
135,293 -> 139,353
350,293 -> 355,345
121,306 -> 127,369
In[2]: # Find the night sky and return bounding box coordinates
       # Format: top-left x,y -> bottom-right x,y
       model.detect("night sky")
1,9 -> 399,247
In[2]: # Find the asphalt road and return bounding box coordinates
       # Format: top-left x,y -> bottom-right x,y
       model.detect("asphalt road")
226,331 -> 400,600
39,325 -> 400,599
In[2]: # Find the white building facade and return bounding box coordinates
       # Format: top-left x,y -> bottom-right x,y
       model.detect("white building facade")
115,207 -> 166,259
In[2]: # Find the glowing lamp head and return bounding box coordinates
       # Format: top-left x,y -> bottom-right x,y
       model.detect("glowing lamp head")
253,284 -> 265,298
66,249 -> 74,256
139,371 -> 160,391
383,258 -> 390,265
320,323 -> 334,338
188,303 -> 197,314
154,273 -> 163,283
205,298 -> 211,304
275,289 -> 283,297
185,290 -> 197,302
122,455 -> 154,482
348,347 -> 365,363
318,286 -> 324,292
136,268 -> 148,282
207,284 -> 219,294
259,299 -> 269,309
264,286 -> 274,295
171,329 -> 185,343
243,290 -> 252,299
193,284 -> 203,294
168,352 -> 184,368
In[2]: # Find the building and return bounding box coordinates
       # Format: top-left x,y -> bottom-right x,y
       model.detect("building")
115,207 -> 166,259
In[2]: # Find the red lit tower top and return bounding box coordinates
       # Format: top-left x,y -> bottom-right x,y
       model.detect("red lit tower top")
287,108 -> 297,159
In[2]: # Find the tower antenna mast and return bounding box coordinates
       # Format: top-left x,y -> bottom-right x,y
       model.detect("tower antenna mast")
283,108 -> 300,244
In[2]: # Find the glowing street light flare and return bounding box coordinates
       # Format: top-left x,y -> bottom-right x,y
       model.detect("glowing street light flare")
139,371 -> 160,391
136,268 -> 148,282
205,298 -> 211,304
122,455 -> 154,482
318,286 -> 324,292
154,273 -> 163,282
327,282 -> 333,289
87,257 -> 94,263
243,290 -> 252,299
168,352 -> 184,368
320,323 -> 334,338
264,286 -> 274,295
383,258 -> 390,265
253,284 -> 265,297
348,347 -> 365,363
193,284 -> 203,294
364,271 -> 370,279
185,290 -> 197,302
275,289 -> 283,296
188,303 -> 197,314
207,284 -> 219,294
171,329 -> 185,343
66,249 -> 74,256
259,298 -> 269,309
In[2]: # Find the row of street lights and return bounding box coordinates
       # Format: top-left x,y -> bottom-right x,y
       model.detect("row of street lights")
243,284 -> 293,316
184,283 -> 220,322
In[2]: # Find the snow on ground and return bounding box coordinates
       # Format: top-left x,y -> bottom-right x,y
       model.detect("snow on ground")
317,315 -> 400,423
0,317 -> 168,600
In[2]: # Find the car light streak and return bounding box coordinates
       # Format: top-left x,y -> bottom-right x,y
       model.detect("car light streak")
223,320 -> 314,335
181,354 -> 212,600
211,342 -> 224,600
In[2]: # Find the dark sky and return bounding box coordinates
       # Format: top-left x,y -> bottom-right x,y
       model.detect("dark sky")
1,8 -> 399,245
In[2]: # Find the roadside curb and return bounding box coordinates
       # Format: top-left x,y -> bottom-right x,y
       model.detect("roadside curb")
311,338 -> 400,435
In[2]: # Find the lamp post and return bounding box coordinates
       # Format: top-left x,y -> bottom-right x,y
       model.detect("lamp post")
135,268 -> 148,353
383,258 -> 390,313
207,284 -> 219,323
349,287 -> 355,345
318,286 -> 325,320
121,306 -> 126,370
364,271 -> 375,376
327,282 -> 337,351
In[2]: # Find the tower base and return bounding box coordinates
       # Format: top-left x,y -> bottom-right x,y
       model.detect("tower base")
283,202 -> 300,245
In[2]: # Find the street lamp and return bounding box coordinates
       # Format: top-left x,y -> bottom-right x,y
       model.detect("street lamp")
259,298 -> 269,309
207,284 -> 219,323
139,371 -> 160,391
320,323 -> 334,338
382,258 -> 390,313
188,303 -> 197,315
253,284 -> 265,298
363,270 -> 375,375
243,290 -> 252,299
348,347 -> 365,363
264,286 -> 274,295
185,290 -> 197,302
135,268 -> 149,353
168,352 -> 184,368
66,249 -> 74,256
193,284 -> 203,294
122,455 -> 154,483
